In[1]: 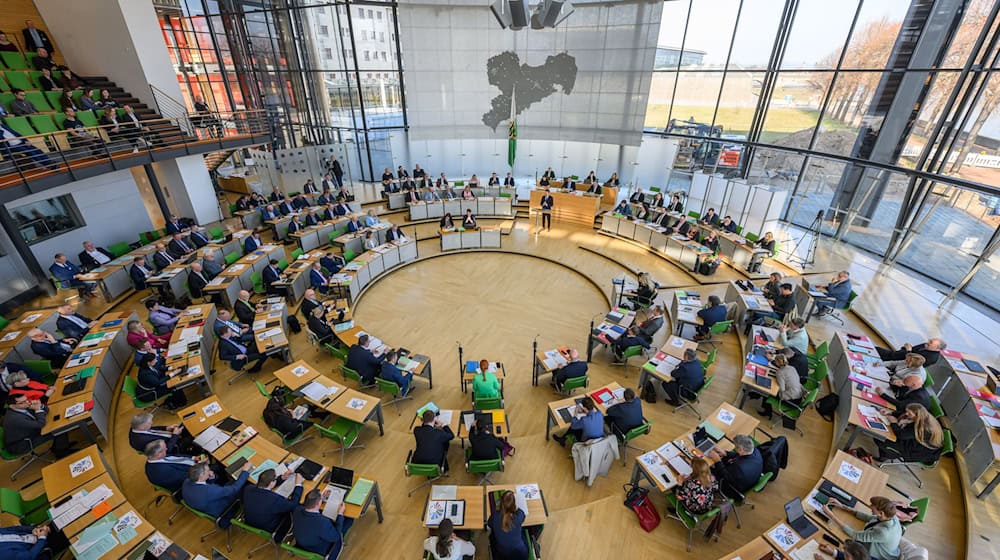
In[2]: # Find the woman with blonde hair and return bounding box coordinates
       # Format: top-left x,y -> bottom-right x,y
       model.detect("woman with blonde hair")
883,352 -> 927,387
673,457 -> 719,514
876,403 -> 943,463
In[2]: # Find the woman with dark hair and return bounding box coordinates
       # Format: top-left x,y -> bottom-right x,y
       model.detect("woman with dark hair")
487,490 -> 534,560
262,390 -> 310,439
469,417 -> 505,461
423,518 -> 475,560
136,352 -> 187,409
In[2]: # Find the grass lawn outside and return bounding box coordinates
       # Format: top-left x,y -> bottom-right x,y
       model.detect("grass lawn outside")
644,104 -> 853,140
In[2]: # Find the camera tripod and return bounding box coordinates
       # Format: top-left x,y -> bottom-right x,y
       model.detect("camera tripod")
788,210 -> 823,269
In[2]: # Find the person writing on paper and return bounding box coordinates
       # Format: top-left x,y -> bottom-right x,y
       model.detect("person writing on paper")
875,403 -> 943,464
661,349 -> 704,406
778,318 -> 808,354
242,468 -> 305,541
347,334 -> 383,386
708,435 -> 762,498
385,224 -> 408,243
380,351 -> 413,395
605,388 -> 643,437
0,523 -> 52,560
424,518 -> 475,560
469,417 -> 505,462
4,371 -> 53,403
412,409 -> 455,471
613,200 -> 631,217
462,209 -> 477,229
440,213 -> 456,230
137,352 -> 188,410
883,353 -> 927,387
472,359 -> 500,400
694,295 -> 726,340
824,496 -> 901,560
183,460 -> 252,528
757,353 -> 803,420
487,490 -> 540,560
878,374 -> 930,418
129,412 -> 191,454
27,329 -> 75,368
552,348 -> 587,389
552,396 -> 603,447
214,309 -> 254,345
263,389 -> 311,439
674,457 -> 720,514
292,489 -> 353,560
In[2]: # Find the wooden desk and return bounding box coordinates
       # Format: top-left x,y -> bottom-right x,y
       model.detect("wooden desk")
671,291 -> 703,337
486,484 -> 548,526
178,397 -> 229,435
42,445 -> 107,500
423,485 -> 486,531
545,383 -> 623,439
528,188 -> 601,227
736,360 -> 780,408
332,304 -> 434,389
842,395 -> 896,451
325,388 -> 385,436
274,360 -> 322,391
221,436 -> 290,483
67,503 -> 154,560
299,374 -> 348,409
58,472 -> 127,537
408,409 -> 461,435
462,360 -> 505,394
341,472 -> 384,522
588,308 -> 637,361
718,536 -> 775,560
704,402 -> 760,440
458,409 -> 511,441
821,450 -> 890,505
42,392 -> 95,440
532,347 -> 570,386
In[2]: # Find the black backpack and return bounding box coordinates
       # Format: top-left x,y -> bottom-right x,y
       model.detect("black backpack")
815,393 -> 839,422
286,315 -> 302,334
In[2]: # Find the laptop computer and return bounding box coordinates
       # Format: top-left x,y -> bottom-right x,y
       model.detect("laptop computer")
329,466 -> 354,489
784,498 -> 818,538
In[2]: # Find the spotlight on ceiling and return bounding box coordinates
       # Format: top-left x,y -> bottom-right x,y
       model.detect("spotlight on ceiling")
491,0 -> 530,30
530,0 -> 574,30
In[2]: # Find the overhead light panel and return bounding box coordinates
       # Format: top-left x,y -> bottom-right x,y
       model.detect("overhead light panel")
530,0 -> 574,29
492,0 -> 530,30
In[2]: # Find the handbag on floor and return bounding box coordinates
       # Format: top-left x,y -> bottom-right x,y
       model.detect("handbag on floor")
623,483 -> 660,532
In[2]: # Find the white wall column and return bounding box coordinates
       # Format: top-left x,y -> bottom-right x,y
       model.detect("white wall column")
152,156 -> 223,226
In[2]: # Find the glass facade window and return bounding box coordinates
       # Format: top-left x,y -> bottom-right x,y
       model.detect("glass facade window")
11,196 -> 84,245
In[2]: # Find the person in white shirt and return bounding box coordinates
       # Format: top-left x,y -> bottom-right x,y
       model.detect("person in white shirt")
363,231 -> 378,250
79,241 -> 112,269
423,519 -> 475,560
778,318 -> 808,354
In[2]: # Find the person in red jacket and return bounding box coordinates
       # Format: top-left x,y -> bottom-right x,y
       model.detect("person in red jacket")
6,371 -> 54,402
126,319 -> 170,350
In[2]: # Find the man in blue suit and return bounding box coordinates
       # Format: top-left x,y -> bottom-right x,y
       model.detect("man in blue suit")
291,490 -> 353,560
333,201 -> 351,216
244,231 -> 263,253
260,205 -> 279,222
378,350 -> 412,394
346,335 -> 382,385
695,295 -> 728,339
55,303 -> 96,340
27,329 -> 74,367
242,468 -> 304,541
165,215 -> 186,235
188,226 -> 211,248
278,198 -> 295,216
661,348 -> 704,406
182,460 -> 252,527
309,262 -> 329,294
1,121 -> 54,170
612,327 -> 651,362
0,523 -> 50,560
816,270 -> 852,313
262,259 -> 284,296
49,253 -> 96,298
144,439 -> 197,493
130,412 -> 191,454
218,328 -> 269,373
129,256 -> 153,290
320,253 -> 343,275
346,216 -> 362,233
214,309 -> 254,344
553,348 -> 587,387
605,388 -> 644,437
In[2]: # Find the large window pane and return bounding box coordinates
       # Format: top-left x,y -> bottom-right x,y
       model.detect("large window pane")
645,72 -> 677,131
781,0 -> 859,69
728,0 -> 784,70
963,226 -> 1000,309
760,72 -> 831,146
813,71 -> 886,156
679,0 -> 739,68
715,71 -> 763,137
840,169 -> 907,255
672,72 -> 724,128
840,0 -> 910,70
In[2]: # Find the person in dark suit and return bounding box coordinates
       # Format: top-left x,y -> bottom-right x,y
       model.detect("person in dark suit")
605,388 -> 644,437
385,224 -> 407,243
880,375 -> 931,419
278,198 -> 295,216
309,262 -> 330,294
203,252 -> 223,279
31,47 -> 55,71
303,209 -> 319,226
3,393 -> 71,457
540,192 -> 554,230
262,393 -> 311,439
130,412 -> 190,454
553,348 -> 587,387
762,283 -> 795,322
720,216 -> 738,233
49,253 -> 96,298
269,189 -> 283,203
218,328 -> 268,373
144,439 -> 199,493
469,417 -> 504,461
612,326 -> 651,362
291,194 -> 309,211
130,256 -> 153,290
22,21 -> 53,53
346,335 -> 382,385
187,262 -> 210,299
346,216 -> 363,233
307,306 -> 334,345
260,205 -> 279,222
164,216 -> 185,235
151,243 -> 176,270
244,231 -> 263,253
333,200 -> 351,216
661,349 -> 704,406
0,523 -> 51,560
77,241 -> 114,270
320,253 -> 343,275
695,295 -> 727,338
214,309 -> 253,344
291,490 -> 353,560
708,435 -> 763,498
412,409 -> 454,470
875,338 -> 946,366
27,329 -> 75,368
136,352 -> 187,409
234,291 -> 256,324
462,210 -> 477,229
379,351 -> 413,394
503,172 -> 515,186
700,208 -> 721,227
182,460 -> 252,527
55,303 -> 96,340
262,259 -> 284,295
816,271 -> 853,313
242,468 -> 304,542
188,226 -> 211,248
287,216 -> 304,236
300,289 -> 324,319
167,234 -> 194,259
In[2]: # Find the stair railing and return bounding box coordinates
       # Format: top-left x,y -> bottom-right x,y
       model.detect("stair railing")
149,84 -> 195,136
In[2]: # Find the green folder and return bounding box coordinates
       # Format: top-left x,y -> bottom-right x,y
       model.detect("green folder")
76,366 -> 96,380
225,446 -> 256,465
698,421 -> 725,442
345,478 -> 374,505
82,332 -> 104,341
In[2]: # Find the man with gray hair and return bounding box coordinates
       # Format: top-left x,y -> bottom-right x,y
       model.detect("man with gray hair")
128,412 -> 190,454
875,337 -> 946,367
144,439 -> 196,493
202,251 -> 223,279
708,434 -> 763,498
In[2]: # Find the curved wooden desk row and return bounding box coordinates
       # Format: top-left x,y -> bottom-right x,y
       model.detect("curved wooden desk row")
0,308 -> 59,364
284,209 -> 366,252
236,197 -> 363,231
440,227 -> 502,251
201,243 -> 286,309
408,196 -> 514,221
535,179 -> 619,206
387,185 -> 516,210
528,188 -> 603,227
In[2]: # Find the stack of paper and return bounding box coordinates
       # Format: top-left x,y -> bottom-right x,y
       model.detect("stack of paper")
667,456 -> 692,476
193,426 -> 230,452
321,486 -> 347,520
